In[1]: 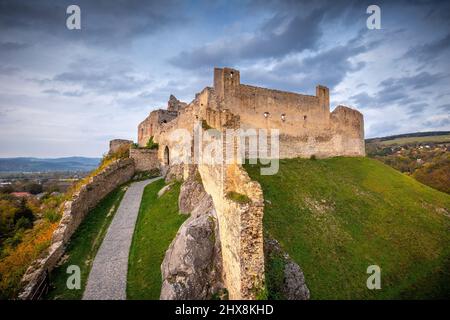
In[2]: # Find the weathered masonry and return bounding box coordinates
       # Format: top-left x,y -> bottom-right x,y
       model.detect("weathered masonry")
212,67 -> 365,158
139,67 -> 365,160
136,67 -> 365,299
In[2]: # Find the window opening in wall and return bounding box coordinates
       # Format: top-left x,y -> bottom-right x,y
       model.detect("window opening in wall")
303,115 -> 307,120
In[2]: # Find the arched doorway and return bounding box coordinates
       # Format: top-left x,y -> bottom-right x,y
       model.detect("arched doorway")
164,146 -> 170,166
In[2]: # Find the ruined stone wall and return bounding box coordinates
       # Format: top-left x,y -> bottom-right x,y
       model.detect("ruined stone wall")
214,68 -> 329,134
153,103 -> 199,167
142,67 -> 364,160
138,113 -> 156,146
130,148 -> 159,172
236,84 -> 329,134
168,94 -> 188,112
213,67 -> 365,158
156,112 -> 265,299
275,105 -> 365,158
18,158 -> 135,300
331,105 -> 365,155
109,139 -> 133,155
197,129 -> 265,300
138,109 -> 178,146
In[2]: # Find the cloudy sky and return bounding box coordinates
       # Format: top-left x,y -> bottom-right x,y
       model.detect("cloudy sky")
0,0 -> 449,157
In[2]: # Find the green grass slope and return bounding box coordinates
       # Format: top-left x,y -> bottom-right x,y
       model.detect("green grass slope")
245,157 -> 450,299
127,180 -> 187,299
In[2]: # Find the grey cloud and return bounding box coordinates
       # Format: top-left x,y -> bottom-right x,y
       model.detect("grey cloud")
62,90 -> 84,97
0,0 -> 185,47
0,65 -> 20,75
42,89 -> 60,95
247,0 -> 369,25
242,30 -> 378,93
437,103 -> 450,111
47,58 -> 152,94
169,10 -> 324,70
350,72 -> 447,110
0,41 -> 30,51
53,71 -> 148,93
356,83 -> 367,89
404,33 -> 450,63
423,116 -> 450,127
380,72 -> 447,91
407,102 -> 428,115
349,92 -> 373,108
368,121 -> 401,137
375,90 -> 411,105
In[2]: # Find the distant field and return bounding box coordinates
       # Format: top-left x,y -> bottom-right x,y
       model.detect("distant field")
378,134 -> 450,146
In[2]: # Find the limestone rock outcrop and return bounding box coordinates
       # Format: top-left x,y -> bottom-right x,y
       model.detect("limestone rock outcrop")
164,164 -> 184,183
265,237 -> 310,300
160,176 -> 224,300
178,175 -> 209,214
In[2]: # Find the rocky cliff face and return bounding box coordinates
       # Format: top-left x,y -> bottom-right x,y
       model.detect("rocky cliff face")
178,175 -> 210,214
160,172 -> 224,299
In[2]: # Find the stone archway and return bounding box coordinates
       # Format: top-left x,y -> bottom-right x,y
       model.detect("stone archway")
164,146 -> 170,166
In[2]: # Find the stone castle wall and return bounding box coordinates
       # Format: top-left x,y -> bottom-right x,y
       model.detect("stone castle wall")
197,128 -> 265,300
130,148 -> 159,172
109,139 -> 133,155
139,67 -> 364,160
18,158 -> 135,299
138,110 -> 178,146
213,67 -> 365,158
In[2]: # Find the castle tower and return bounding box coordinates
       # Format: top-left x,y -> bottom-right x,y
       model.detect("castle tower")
316,85 -> 330,112
214,67 -> 240,102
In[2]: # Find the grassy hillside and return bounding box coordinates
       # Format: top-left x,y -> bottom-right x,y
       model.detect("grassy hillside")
245,157 -> 450,299
127,180 -> 187,299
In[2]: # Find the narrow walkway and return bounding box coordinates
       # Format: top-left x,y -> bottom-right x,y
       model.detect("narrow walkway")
83,177 -> 162,300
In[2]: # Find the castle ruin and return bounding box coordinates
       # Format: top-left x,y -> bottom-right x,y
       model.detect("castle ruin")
136,67 -> 365,300
138,67 -> 364,160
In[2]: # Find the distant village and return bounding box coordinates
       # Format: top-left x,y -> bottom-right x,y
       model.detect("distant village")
0,171 -> 87,199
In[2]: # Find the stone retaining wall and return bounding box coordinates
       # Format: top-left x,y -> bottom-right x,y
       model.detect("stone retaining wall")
129,148 -> 159,172
18,158 -> 135,299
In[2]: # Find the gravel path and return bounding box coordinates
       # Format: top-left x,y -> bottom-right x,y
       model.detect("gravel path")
83,177 -> 162,300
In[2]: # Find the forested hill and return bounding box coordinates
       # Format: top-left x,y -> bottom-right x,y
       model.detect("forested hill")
0,157 -> 101,172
